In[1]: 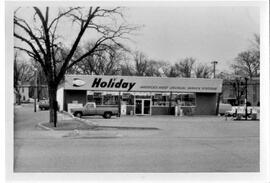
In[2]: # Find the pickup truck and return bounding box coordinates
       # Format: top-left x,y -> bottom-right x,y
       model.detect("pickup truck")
70,102 -> 119,119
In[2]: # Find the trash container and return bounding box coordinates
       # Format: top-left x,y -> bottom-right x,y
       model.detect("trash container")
130,110 -> 134,115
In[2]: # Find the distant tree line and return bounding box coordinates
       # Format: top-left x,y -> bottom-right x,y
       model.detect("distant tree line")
66,46 -> 213,78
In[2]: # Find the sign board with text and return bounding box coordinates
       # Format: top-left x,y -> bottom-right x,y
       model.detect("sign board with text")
63,75 -> 223,93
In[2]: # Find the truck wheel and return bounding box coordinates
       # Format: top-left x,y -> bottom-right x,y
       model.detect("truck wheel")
75,112 -> 82,118
104,112 -> 111,119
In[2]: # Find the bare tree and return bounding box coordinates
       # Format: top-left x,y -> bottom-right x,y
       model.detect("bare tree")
14,7 -> 136,126
28,59 -> 49,101
133,51 -> 148,76
232,50 -> 259,78
119,59 -> 135,76
144,60 -> 168,77
174,57 -> 196,78
231,34 -> 260,79
161,64 -> 178,77
194,63 -> 211,78
67,43 -> 125,75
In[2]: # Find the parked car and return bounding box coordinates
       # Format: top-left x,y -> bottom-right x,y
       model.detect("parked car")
70,102 -> 119,119
225,106 -> 259,120
38,99 -> 49,110
28,98 -> 35,103
218,103 -> 232,116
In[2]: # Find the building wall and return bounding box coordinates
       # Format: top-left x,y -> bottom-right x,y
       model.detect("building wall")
64,90 -> 87,111
195,93 -> 217,115
152,106 -> 171,115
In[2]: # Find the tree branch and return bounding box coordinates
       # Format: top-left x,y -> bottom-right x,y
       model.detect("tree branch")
14,17 -> 46,56
56,7 -> 100,84
14,33 -> 48,76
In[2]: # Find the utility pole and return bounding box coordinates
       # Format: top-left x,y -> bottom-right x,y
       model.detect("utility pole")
212,61 -> 220,115
245,77 -> 248,120
211,61 -> 218,78
34,68 -> 38,112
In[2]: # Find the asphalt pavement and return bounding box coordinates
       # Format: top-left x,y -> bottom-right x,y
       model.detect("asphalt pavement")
13,104 -> 259,172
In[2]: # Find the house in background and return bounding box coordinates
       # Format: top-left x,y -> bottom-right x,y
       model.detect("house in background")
14,81 -> 31,104
18,82 -> 31,102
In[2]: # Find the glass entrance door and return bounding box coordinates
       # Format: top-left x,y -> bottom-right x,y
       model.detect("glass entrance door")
135,100 -> 142,114
135,99 -> 151,115
143,100 -> 151,115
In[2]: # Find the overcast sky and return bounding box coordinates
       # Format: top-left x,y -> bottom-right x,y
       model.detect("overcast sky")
15,5 -> 260,72
124,6 -> 259,72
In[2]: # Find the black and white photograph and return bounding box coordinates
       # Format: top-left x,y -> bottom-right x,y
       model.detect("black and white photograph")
4,0 -> 270,182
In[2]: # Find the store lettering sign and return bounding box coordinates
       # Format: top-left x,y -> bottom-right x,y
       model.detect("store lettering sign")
91,78 -> 136,91
66,75 -> 223,93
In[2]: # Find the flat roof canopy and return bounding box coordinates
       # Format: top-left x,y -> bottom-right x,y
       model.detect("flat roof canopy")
62,75 -> 223,93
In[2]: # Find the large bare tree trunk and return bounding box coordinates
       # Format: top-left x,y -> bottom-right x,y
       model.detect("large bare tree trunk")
48,85 -> 58,127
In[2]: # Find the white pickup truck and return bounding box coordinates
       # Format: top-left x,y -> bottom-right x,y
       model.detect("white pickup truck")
70,102 -> 119,119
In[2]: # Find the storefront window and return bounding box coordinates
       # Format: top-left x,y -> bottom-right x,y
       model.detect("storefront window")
172,93 -> 196,107
86,91 -> 196,107
87,91 -> 120,106
103,93 -> 119,105
152,93 -> 170,106
93,92 -> 102,105
122,92 -> 134,105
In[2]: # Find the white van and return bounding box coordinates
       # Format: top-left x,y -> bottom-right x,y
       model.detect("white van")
218,103 -> 232,115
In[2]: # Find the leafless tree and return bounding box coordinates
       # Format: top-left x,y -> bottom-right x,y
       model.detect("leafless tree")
194,63 -> 211,78
144,60 -> 169,77
174,57 -> 196,77
161,64 -> 178,77
67,43 -> 125,75
119,60 -> 135,76
232,50 -> 259,78
231,34 -> 260,79
14,7 -> 136,126
133,51 -> 148,76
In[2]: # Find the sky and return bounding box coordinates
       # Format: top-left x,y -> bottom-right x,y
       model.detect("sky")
14,5 -> 260,72
124,6 -> 259,72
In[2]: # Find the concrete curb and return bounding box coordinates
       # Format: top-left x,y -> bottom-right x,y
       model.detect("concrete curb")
96,126 -> 159,130
39,111 -> 159,131
36,122 -> 54,131
61,111 -> 98,126
61,111 -> 159,130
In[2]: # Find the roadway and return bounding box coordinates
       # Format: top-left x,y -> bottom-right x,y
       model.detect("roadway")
13,104 -> 259,172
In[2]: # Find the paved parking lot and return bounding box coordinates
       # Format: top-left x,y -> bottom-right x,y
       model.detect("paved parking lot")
13,104 -> 259,172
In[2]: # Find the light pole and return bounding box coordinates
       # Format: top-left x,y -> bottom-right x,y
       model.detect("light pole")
211,61 -> 218,78
244,77 -> 248,120
33,68 -> 38,112
212,61 -> 220,115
